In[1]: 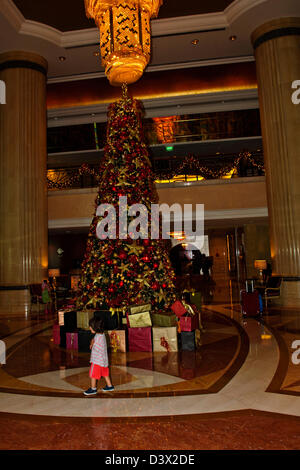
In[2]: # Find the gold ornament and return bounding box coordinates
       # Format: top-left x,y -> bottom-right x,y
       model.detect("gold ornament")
84,0 -> 163,86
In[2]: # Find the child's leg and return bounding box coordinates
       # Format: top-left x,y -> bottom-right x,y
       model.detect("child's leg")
104,375 -> 112,387
90,377 -> 97,389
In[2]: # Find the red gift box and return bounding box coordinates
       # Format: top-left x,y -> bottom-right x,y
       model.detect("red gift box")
128,327 -> 152,352
179,315 -> 199,332
171,300 -> 187,318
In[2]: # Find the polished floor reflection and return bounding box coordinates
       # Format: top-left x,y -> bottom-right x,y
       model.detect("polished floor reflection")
0,279 -> 300,449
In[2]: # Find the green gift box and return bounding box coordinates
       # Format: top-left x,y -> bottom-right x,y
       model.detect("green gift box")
76,310 -> 94,330
190,292 -> 202,310
151,312 -> 178,327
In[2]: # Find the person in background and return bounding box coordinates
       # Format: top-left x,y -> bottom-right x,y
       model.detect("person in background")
41,279 -> 51,314
84,317 -> 114,396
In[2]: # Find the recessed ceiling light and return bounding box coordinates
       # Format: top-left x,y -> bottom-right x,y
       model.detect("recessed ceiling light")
229,35 -> 237,41
93,51 -> 100,57
58,56 -> 66,62
191,39 -> 199,45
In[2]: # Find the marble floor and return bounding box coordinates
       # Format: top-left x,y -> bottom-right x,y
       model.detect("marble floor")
0,279 -> 300,450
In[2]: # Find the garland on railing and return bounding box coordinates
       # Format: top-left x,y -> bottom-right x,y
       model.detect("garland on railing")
47,151 -> 264,190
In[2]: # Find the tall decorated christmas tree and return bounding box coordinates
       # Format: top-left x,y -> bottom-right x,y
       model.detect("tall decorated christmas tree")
77,86 -> 177,314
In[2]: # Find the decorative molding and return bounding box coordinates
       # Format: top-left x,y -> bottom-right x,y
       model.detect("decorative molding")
47,89 -> 259,127
1,0 -> 268,49
47,55 -> 255,84
225,0 -> 267,25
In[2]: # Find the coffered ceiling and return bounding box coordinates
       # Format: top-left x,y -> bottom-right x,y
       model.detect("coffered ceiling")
0,0 -> 299,82
13,0 -> 235,32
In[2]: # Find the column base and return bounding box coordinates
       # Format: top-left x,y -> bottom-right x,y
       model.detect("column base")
0,287 -> 31,315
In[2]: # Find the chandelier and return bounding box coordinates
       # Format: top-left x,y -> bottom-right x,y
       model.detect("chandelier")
85,0 -> 163,86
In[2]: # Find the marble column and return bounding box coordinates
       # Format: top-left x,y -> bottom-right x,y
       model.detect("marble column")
0,51 -> 48,314
251,18 -> 300,307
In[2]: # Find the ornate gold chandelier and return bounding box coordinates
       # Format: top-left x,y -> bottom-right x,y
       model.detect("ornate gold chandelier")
85,0 -> 163,86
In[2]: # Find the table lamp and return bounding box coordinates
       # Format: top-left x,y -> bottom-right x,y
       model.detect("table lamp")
254,260 -> 267,284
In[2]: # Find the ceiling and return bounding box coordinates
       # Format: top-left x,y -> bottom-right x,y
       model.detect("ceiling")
13,0 -> 235,32
0,0 -> 299,83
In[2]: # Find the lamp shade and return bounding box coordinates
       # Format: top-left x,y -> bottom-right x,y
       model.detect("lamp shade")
48,268 -> 60,278
254,260 -> 267,270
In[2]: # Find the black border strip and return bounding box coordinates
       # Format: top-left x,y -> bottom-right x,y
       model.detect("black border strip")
0,285 -> 29,291
253,27 -> 300,49
0,60 -> 47,76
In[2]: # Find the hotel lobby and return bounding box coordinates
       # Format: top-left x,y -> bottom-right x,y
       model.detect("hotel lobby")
0,0 -> 300,452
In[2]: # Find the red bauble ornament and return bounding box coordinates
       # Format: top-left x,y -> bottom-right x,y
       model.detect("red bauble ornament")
119,251 -> 127,260
143,239 -> 150,246
152,282 -> 159,290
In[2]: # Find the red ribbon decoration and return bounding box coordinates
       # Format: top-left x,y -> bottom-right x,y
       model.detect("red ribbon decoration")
160,336 -> 170,352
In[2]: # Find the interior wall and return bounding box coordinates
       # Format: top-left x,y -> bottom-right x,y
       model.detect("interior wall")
48,232 -> 87,274
243,223 -> 271,279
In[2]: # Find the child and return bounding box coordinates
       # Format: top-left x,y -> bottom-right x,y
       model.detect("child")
41,279 -> 51,314
83,317 -> 114,396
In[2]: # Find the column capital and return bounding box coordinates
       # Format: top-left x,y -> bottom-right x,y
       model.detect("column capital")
0,50 -> 48,76
251,17 -> 300,50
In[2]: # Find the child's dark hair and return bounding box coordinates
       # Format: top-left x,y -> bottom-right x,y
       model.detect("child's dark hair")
89,316 -> 105,333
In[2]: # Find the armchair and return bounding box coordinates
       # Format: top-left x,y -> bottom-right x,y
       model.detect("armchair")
257,276 -> 282,308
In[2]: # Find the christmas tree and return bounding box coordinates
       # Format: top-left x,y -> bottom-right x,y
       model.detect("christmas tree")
77,86 -> 177,313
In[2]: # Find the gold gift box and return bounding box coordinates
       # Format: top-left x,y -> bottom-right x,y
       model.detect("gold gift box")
76,310 -> 94,330
129,303 -> 152,315
128,311 -> 152,328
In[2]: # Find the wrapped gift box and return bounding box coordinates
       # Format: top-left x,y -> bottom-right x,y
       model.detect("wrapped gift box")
129,303 -> 151,314
190,292 -> 202,310
77,310 -> 94,330
171,300 -> 187,318
107,330 -> 126,353
94,310 -> 119,330
151,312 -> 177,327
128,311 -> 152,328
181,331 -> 196,351
195,329 -> 202,349
53,324 -> 60,345
179,314 -> 199,332
59,326 -> 67,348
128,327 -> 152,352
58,309 -> 77,331
78,329 -> 94,352
66,332 -> 78,350
152,327 -> 178,352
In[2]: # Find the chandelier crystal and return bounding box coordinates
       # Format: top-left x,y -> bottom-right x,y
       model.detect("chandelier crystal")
85,0 -> 163,86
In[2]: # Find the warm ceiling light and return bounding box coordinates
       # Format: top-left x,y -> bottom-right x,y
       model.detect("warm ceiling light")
191,39 -> 199,45
93,51 -> 100,57
229,35 -> 237,41
85,0 -> 163,86
58,56 -> 66,62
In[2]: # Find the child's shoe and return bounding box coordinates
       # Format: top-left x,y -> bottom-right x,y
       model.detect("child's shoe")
83,387 -> 97,396
102,385 -> 114,392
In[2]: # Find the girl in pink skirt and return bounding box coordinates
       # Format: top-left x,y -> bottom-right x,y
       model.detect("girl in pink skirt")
84,316 -> 114,396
